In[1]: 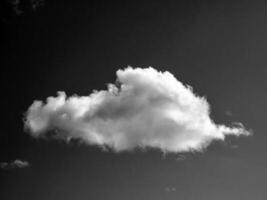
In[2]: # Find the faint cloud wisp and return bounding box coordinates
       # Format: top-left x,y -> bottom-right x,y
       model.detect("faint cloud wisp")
165,186 -> 176,193
0,159 -> 30,170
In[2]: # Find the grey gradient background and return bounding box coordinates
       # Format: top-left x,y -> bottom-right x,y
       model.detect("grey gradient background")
1,1 -> 266,199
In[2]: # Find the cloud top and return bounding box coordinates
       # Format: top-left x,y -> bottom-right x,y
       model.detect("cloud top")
24,67 -> 250,153
0,159 -> 30,170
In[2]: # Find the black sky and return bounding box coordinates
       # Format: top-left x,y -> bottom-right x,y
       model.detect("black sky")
1,0 -> 267,199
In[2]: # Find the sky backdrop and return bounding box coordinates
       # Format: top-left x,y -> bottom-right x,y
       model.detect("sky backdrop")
1,0 -> 267,199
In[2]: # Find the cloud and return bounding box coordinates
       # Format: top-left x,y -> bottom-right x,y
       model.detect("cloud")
165,186 -> 176,192
175,155 -> 187,161
24,67 -> 251,153
225,110 -> 233,117
0,159 -> 30,170
230,144 -> 239,149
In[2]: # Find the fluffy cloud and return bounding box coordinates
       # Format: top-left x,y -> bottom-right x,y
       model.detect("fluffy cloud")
24,67 -> 250,153
0,159 -> 29,169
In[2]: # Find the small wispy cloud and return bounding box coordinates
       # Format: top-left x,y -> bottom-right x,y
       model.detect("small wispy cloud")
5,0 -> 45,16
0,159 -> 30,170
175,154 -> 187,161
225,110 -> 233,117
165,186 -> 176,193
230,144 -> 239,149
24,67 -> 251,153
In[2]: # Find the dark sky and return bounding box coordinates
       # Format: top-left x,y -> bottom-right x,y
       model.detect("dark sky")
1,0 -> 267,199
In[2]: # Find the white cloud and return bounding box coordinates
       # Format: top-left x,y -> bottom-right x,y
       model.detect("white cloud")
0,159 -> 30,169
24,67 -> 251,153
